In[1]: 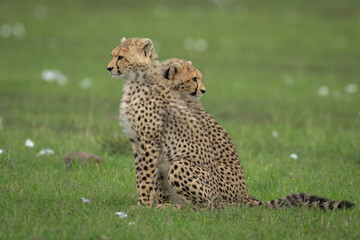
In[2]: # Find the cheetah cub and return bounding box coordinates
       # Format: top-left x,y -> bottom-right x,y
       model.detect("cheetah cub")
160,58 -> 355,210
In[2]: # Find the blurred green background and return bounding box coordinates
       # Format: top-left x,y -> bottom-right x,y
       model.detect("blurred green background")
0,0 -> 359,239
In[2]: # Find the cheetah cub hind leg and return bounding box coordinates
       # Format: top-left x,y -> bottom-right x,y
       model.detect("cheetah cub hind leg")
167,160 -> 221,210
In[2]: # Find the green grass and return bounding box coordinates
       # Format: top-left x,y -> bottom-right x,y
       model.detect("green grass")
1,0 -> 360,239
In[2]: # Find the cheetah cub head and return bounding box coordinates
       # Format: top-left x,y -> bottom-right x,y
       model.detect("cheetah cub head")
107,37 -> 158,80
162,58 -> 206,99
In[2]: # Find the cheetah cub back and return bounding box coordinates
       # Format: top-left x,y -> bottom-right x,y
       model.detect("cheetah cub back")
159,58 -> 355,210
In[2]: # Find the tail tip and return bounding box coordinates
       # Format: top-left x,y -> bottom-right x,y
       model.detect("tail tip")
337,200 -> 355,209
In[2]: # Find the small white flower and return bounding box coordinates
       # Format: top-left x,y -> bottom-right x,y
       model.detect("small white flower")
183,38 -> 208,52
345,84 -> 357,94
12,23 -> 26,39
42,69 -> 57,82
36,148 -> 54,156
0,149 -> 3,154
0,24 -> 12,38
193,39 -> 208,52
115,212 -> 128,218
129,221 -> 135,225
283,75 -> 294,85
81,197 -> 90,203
0,116 -> 3,131
271,130 -> 279,138
25,139 -> 34,148
56,74 -> 68,85
79,77 -> 93,89
290,153 -> 298,160
318,86 -> 329,96
34,5 -> 48,21
334,35 -> 347,48
41,69 -> 67,85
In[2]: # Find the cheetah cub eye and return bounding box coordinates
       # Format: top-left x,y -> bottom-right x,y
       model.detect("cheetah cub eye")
117,56 -> 124,61
192,77 -> 198,83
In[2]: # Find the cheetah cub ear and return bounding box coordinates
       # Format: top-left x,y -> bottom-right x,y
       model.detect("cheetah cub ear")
142,38 -> 154,58
187,61 -> 192,65
121,37 -> 127,43
165,62 -> 182,80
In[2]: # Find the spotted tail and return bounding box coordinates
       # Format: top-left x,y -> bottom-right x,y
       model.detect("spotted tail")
244,193 -> 354,210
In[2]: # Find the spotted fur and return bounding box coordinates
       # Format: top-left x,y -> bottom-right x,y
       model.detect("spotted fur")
158,59 -> 355,211
107,38 -> 354,210
161,58 -> 206,99
107,38 -> 221,208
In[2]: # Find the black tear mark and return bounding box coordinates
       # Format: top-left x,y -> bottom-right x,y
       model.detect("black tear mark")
164,68 -> 170,79
116,59 -> 120,71
190,81 -> 198,96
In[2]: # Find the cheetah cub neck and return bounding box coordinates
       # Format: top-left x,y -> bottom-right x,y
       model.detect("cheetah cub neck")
107,37 -> 162,141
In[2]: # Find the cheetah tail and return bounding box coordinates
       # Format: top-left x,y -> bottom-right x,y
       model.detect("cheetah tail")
245,193 -> 355,210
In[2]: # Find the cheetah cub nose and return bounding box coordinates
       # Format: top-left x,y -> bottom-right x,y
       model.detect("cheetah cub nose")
107,67 -> 114,72
201,89 -> 206,94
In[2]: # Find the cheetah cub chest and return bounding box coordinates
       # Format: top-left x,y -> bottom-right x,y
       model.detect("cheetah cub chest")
119,83 -> 139,142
